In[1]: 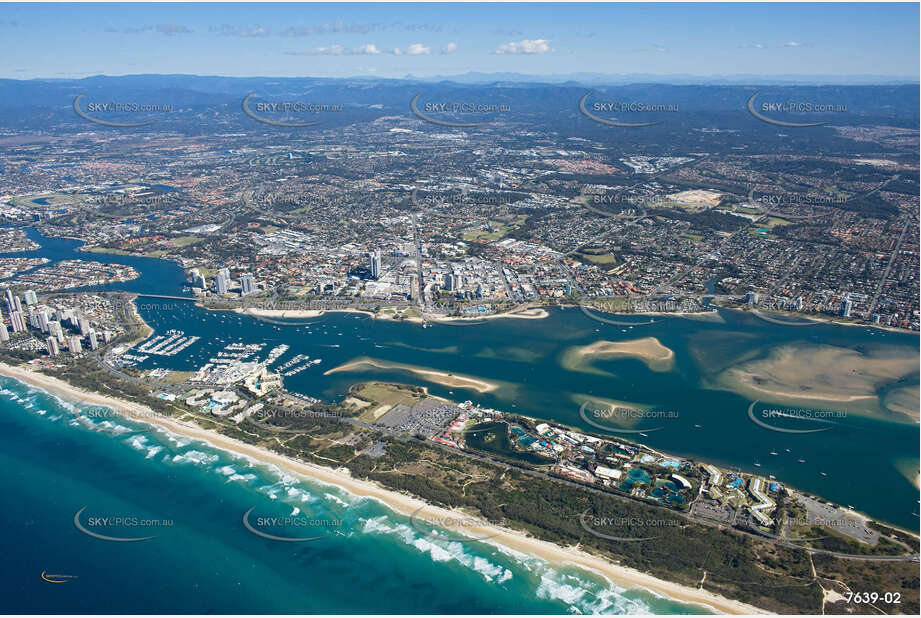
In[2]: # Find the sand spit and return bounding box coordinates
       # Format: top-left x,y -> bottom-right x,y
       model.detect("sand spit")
324,357 -> 499,394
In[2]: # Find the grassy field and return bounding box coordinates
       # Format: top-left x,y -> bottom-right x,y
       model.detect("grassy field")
352,381 -> 428,422
10,192 -> 83,208
461,215 -> 525,242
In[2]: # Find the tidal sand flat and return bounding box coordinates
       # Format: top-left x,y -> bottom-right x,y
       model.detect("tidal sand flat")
711,343 -> 919,420
561,338 -> 676,375
882,385 -> 921,422
570,393 -> 657,431
324,357 -> 500,393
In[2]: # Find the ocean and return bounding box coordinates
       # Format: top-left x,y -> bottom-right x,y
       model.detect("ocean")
0,376 -> 708,614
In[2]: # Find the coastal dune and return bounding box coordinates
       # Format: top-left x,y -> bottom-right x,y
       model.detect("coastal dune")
0,361 -> 764,615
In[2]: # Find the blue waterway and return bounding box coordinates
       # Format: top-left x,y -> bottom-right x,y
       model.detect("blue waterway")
0,226 -> 188,295
4,227 -> 919,530
0,377 -> 708,614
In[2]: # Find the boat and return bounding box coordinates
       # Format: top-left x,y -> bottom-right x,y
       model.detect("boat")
820,472 -> 827,476
770,450 -> 778,456
754,462 -> 762,467
693,424 -> 702,429
797,459 -> 806,463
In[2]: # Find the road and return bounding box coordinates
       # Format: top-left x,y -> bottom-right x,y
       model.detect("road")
866,216 -> 910,318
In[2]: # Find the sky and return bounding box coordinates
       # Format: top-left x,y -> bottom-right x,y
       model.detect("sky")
0,2 -> 918,80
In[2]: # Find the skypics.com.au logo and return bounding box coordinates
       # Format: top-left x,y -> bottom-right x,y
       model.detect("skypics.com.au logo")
746,92 -> 847,127
579,92 -> 678,127
578,399 -> 678,434
409,506 -> 507,543
241,93 -> 342,127
410,92 -> 510,127
747,401 -> 844,434
579,510 -> 681,542
73,506 -> 172,542
73,95 -> 173,127
242,507 -> 342,542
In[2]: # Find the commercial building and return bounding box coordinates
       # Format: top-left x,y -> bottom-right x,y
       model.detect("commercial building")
840,298 -> 852,318
10,311 -> 26,333
369,249 -> 382,280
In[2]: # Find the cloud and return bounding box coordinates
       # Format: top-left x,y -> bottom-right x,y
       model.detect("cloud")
494,39 -> 551,54
286,43 -> 382,56
156,23 -> 192,36
106,24 -> 192,35
211,25 -> 270,37
394,43 -> 431,55
739,41 -> 811,49
357,43 -> 381,55
490,28 -> 523,37
441,42 -> 457,55
278,21 -> 375,37
401,22 -> 443,32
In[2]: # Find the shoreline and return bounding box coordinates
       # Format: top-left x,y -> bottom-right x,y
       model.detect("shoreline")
0,361 -> 765,615
232,307 -> 375,319
324,357 -> 500,394
215,299 -> 915,337
231,305 -> 551,323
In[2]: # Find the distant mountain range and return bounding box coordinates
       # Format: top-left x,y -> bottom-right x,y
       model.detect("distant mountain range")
408,71 -> 919,86
0,75 -> 916,122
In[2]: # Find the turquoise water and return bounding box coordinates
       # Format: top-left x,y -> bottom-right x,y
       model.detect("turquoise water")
4,226 -> 918,529
0,376 -> 708,614
131,299 -> 920,530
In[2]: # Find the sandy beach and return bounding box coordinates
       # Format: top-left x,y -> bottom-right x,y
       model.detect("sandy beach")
233,307 -> 374,319
232,305 -> 550,324
324,357 -> 500,394
0,361 -> 765,614
562,337 -> 676,374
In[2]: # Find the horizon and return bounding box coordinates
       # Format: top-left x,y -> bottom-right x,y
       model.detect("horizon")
4,70 -> 919,86
1,2 -> 918,80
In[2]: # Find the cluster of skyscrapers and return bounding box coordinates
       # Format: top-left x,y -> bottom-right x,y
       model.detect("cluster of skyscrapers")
1,288 -> 111,357
189,267 -> 256,296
